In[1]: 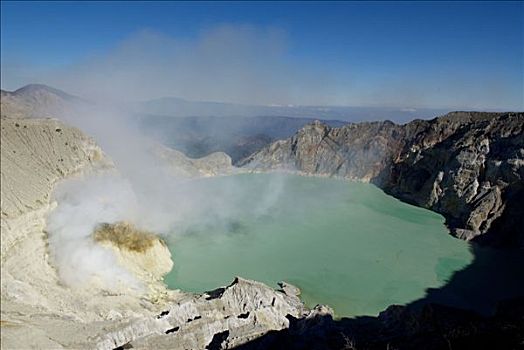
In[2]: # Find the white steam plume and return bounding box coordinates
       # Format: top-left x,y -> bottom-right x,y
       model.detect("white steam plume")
15,24 -> 307,291
47,175 -> 143,290
45,103 -> 289,290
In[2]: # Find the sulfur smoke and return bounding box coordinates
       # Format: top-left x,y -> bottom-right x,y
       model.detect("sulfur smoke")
46,102 -> 287,289
33,24 -> 307,290
47,174 -> 143,290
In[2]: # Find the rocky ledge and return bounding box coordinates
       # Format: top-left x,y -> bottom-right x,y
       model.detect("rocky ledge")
98,278 -> 312,350
240,112 -> 524,248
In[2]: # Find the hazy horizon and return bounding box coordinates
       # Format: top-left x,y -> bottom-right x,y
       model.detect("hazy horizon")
1,1 -> 522,111
1,82 -> 514,116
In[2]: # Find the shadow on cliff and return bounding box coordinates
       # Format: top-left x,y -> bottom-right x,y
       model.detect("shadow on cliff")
235,243 -> 524,350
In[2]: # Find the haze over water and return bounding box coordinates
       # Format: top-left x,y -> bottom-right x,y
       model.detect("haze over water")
165,174 -> 473,316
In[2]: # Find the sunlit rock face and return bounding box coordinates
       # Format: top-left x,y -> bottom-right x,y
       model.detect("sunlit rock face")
241,112 -> 524,247
386,112 -> 524,247
96,277 -> 309,350
239,119 -> 405,182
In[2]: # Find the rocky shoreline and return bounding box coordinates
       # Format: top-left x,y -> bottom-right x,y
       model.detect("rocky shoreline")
240,111 -> 524,248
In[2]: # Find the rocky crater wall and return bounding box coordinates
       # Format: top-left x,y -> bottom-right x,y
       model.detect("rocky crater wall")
240,112 -> 524,247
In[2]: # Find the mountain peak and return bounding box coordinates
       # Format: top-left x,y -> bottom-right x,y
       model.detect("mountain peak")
13,84 -> 79,101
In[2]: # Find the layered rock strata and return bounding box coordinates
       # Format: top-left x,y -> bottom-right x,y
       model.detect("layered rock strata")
97,278 -> 308,350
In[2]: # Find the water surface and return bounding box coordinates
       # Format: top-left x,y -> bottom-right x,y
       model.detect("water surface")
165,174 -> 473,316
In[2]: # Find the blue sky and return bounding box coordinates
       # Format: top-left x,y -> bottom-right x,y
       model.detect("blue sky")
1,1 -> 522,109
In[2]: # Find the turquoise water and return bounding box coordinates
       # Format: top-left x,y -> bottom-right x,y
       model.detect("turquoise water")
164,174 -> 473,317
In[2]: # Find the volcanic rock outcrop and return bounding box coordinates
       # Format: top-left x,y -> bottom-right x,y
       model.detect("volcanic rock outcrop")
240,112 -> 524,247
97,278 -> 310,350
155,145 -> 236,178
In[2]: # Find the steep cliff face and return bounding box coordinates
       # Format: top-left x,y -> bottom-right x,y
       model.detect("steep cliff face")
386,112 -> 523,247
239,120 -> 405,182
0,116 -> 145,349
1,117 -> 111,255
241,112 -> 524,247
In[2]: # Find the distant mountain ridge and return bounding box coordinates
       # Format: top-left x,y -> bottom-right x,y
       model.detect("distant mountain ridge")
1,84 -> 85,119
1,84 -> 351,163
2,83 -> 451,122
139,95 -> 452,123
11,83 -> 82,100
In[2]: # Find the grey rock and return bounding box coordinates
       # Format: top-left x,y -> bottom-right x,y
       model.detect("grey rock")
278,281 -> 301,297
96,277 -> 312,350
241,112 -> 524,247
